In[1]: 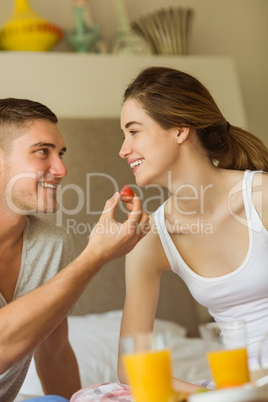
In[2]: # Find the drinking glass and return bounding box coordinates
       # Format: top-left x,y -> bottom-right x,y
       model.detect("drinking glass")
120,332 -> 174,402
199,321 -> 250,389
258,332 -> 268,376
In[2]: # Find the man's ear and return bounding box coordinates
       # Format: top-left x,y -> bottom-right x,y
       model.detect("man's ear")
176,127 -> 190,144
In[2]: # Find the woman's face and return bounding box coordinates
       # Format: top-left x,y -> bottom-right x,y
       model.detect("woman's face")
119,99 -> 180,187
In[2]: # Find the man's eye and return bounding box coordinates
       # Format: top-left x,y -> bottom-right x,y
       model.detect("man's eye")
37,149 -> 48,155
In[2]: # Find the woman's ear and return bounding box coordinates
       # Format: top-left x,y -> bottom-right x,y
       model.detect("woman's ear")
176,127 -> 190,144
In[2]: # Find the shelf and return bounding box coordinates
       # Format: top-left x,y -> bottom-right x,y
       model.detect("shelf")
0,51 -> 247,126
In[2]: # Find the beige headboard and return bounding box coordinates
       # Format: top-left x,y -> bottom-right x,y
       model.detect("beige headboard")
43,118 -> 208,337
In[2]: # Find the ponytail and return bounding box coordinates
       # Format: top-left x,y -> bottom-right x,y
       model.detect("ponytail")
206,125 -> 268,172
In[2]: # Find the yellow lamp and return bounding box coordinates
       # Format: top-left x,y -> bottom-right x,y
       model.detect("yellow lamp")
0,0 -> 63,51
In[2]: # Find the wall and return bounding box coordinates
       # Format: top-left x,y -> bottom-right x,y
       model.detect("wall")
0,0 -> 267,145
0,53 -> 248,128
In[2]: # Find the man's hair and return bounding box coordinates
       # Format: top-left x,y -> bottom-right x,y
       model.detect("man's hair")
0,98 -> 58,152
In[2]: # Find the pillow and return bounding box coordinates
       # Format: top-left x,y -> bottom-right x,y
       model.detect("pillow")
19,310 -> 187,397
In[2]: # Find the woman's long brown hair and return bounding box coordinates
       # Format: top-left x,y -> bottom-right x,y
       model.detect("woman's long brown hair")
123,67 -> 268,172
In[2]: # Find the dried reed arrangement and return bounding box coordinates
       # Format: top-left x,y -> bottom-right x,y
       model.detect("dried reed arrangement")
131,7 -> 194,55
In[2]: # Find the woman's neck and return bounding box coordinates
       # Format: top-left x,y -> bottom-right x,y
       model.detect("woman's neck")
168,160 -> 228,218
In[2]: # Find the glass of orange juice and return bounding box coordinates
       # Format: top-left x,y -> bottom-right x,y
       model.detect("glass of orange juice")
120,332 -> 174,402
199,321 -> 250,389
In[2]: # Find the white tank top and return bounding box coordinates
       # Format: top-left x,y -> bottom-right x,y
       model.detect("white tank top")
153,170 -> 268,367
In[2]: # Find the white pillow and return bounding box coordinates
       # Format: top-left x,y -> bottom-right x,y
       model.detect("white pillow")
19,310 -> 187,397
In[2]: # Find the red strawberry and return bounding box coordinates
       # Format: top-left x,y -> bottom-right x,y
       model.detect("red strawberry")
120,185 -> 134,202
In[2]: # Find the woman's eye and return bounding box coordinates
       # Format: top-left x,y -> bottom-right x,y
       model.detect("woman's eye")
130,130 -> 138,136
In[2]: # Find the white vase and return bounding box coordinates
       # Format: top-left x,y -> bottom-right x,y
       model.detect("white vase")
111,0 -> 150,55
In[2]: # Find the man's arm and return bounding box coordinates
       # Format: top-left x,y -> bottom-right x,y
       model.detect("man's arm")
34,318 -> 81,399
0,192 -> 150,374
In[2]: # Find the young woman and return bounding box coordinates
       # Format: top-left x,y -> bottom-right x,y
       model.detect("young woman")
118,66 -> 268,392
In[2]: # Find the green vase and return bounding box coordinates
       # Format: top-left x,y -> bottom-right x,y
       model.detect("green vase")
65,0 -> 100,53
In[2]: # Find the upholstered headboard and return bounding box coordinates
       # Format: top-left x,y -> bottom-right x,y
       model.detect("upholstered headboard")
43,118 -> 207,337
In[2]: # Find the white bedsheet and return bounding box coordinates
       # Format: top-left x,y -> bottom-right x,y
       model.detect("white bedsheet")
16,310 -> 211,400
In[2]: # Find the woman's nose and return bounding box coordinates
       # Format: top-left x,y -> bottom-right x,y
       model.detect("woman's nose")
119,140 -> 131,159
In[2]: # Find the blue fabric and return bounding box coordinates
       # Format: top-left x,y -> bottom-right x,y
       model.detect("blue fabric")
23,396 -> 69,402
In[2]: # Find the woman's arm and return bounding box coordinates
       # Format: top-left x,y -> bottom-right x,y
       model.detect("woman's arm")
117,215 -> 204,394
118,217 -> 171,383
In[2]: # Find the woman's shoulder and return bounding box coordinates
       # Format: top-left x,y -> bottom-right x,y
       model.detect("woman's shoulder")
251,170 -> 268,196
138,213 -> 168,251
251,169 -> 268,181
126,212 -> 171,273
251,171 -> 268,229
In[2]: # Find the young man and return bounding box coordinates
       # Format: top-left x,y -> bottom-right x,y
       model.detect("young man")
0,98 -> 149,402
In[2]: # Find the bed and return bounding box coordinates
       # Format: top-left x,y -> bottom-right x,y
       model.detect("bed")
16,118 -> 212,401
17,311 -> 211,401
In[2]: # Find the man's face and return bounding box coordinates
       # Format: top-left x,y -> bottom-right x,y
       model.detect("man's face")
0,119 -> 68,215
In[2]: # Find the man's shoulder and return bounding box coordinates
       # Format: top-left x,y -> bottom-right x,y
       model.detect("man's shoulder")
26,215 -> 69,240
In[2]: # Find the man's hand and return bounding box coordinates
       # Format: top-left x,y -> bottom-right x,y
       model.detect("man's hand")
87,192 -> 150,263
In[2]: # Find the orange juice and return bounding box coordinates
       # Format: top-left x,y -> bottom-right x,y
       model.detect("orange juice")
123,348 -> 173,402
207,347 -> 250,388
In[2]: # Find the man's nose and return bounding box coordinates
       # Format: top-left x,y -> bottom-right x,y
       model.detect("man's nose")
49,158 -> 68,177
